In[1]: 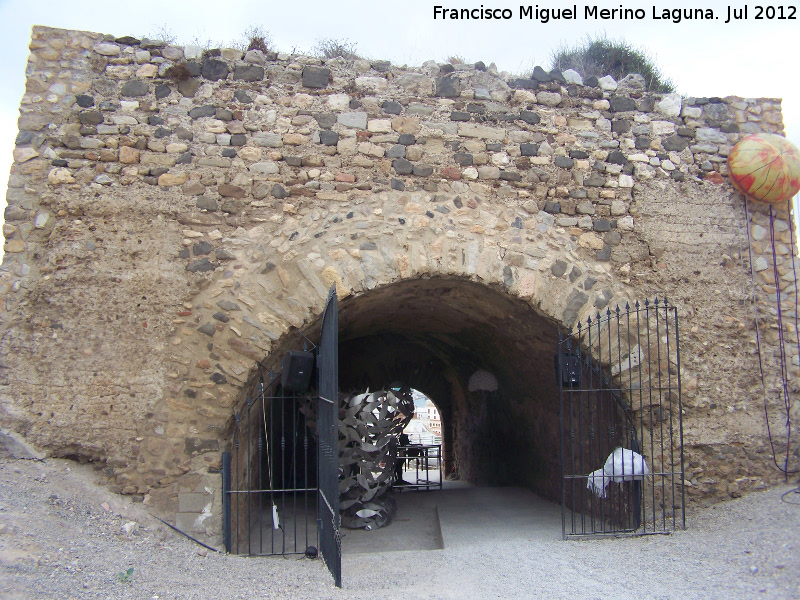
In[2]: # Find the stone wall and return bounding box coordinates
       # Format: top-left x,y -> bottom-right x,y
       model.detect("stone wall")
1,26 -> 798,545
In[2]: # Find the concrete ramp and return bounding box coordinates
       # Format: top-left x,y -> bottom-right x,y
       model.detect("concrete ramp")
340,486 -> 561,554
434,487 -> 562,548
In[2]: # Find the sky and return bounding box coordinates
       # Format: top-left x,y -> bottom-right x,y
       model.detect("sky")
0,0 -> 798,247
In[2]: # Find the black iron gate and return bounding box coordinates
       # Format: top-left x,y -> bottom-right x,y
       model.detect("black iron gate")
317,286 -> 341,587
222,368 -> 318,556
558,299 -> 685,538
221,286 -> 341,587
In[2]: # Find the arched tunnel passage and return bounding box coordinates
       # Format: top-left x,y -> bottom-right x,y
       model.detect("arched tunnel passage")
336,277 -> 563,501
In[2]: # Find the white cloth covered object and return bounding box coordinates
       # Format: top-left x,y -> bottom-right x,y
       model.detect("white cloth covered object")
586,447 -> 651,498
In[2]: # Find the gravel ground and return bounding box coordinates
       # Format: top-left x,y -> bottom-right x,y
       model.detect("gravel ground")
1,456 -> 799,600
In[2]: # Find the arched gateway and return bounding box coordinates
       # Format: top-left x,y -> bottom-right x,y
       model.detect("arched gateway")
1,27 -> 797,568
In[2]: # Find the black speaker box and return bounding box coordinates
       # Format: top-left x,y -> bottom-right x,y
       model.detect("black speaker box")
281,351 -> 315,393
560,353 -> 582,387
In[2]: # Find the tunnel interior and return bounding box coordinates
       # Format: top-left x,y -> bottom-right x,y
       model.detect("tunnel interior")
335,277 -> 564,501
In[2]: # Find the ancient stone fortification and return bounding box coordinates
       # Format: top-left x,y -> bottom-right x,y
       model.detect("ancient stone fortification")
2,26 -> 798,546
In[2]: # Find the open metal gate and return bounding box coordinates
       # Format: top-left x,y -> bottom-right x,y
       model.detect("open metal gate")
558,298 -> 685,538
222,368 -> 318,556
317,286 -> 341,587
221,286 -> 341,587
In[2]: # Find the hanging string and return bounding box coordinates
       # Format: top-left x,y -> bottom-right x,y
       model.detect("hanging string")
788,196 -> 800,384
769,205 -> 795,473
768,203 -> 797,476
743,198 -> 797,475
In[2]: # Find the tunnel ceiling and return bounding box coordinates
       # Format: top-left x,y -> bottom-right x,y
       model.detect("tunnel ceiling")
336,277 -> 561,403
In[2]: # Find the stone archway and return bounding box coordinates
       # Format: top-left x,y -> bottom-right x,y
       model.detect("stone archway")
134,197 -> 637,544
335,277 -> 564,498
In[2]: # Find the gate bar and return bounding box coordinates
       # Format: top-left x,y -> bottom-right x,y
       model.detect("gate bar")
222,451 -> 231,553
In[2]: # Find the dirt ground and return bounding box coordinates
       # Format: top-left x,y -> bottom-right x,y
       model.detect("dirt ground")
1,453 -> 799,600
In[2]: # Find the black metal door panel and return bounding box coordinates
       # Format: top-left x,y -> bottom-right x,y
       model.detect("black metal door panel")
317,286 -> 341,587
559,299 -> 685,538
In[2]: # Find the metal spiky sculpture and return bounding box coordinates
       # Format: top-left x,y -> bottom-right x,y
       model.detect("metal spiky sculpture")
338,388 -> 415,530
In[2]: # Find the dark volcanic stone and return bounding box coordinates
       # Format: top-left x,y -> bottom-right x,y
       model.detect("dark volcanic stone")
154,127 -> 172,138
635,136 -> 651,150
392,158 -> 414,175
551,260 -> 568,277
554,156 -> 575,168
584,76 -> 599,87
189,105 -> 216,119
450,111 -> 471,122
435,76 -> 460,98
215,108 -> 233,121
499,171 -> 522,182
314,113 -> 337,129
233,64 -> 264,81
76,95 -> 95,108
593,219 -> 612,232
413,165 -> 434,177
221,148 -> 236,157
454,153 -> 473,166
201,59 -> 229,81
611,120 -> 631,133
149,115 -> 164,125
569,150 -> 589,159
382,101 -> 402,114
398,134 -> 416,145
549,69 -> 566,84
439,64 -> 455,74
391,178 -> 404,190
636,97 -> 655,112
474,61 -> 487,71
609,96 -> 636,112
584,174 -> 607,187
372,60 -> 391,72
187,258 -> 214,272
155,84 -> 171,99
234,90 -> 253,103
520,143 -> 539,156
271,184 -> 288,199
511,78 -> 538,90
606,151 -> 627,165
544,201 -> 561,214
79,111 -> 104,125
302,66 -> 330,89
532,66 -> 551,82
519,110 -> 541,125
230,134 -> 246,146
193,241 -> 213,255
663,135 -> 689,152
121,80 -> 149,97
319,130 -> 339,146
386,145 -> 406,158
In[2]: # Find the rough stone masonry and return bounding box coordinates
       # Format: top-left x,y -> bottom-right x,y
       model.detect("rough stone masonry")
1,25 -> 798,546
